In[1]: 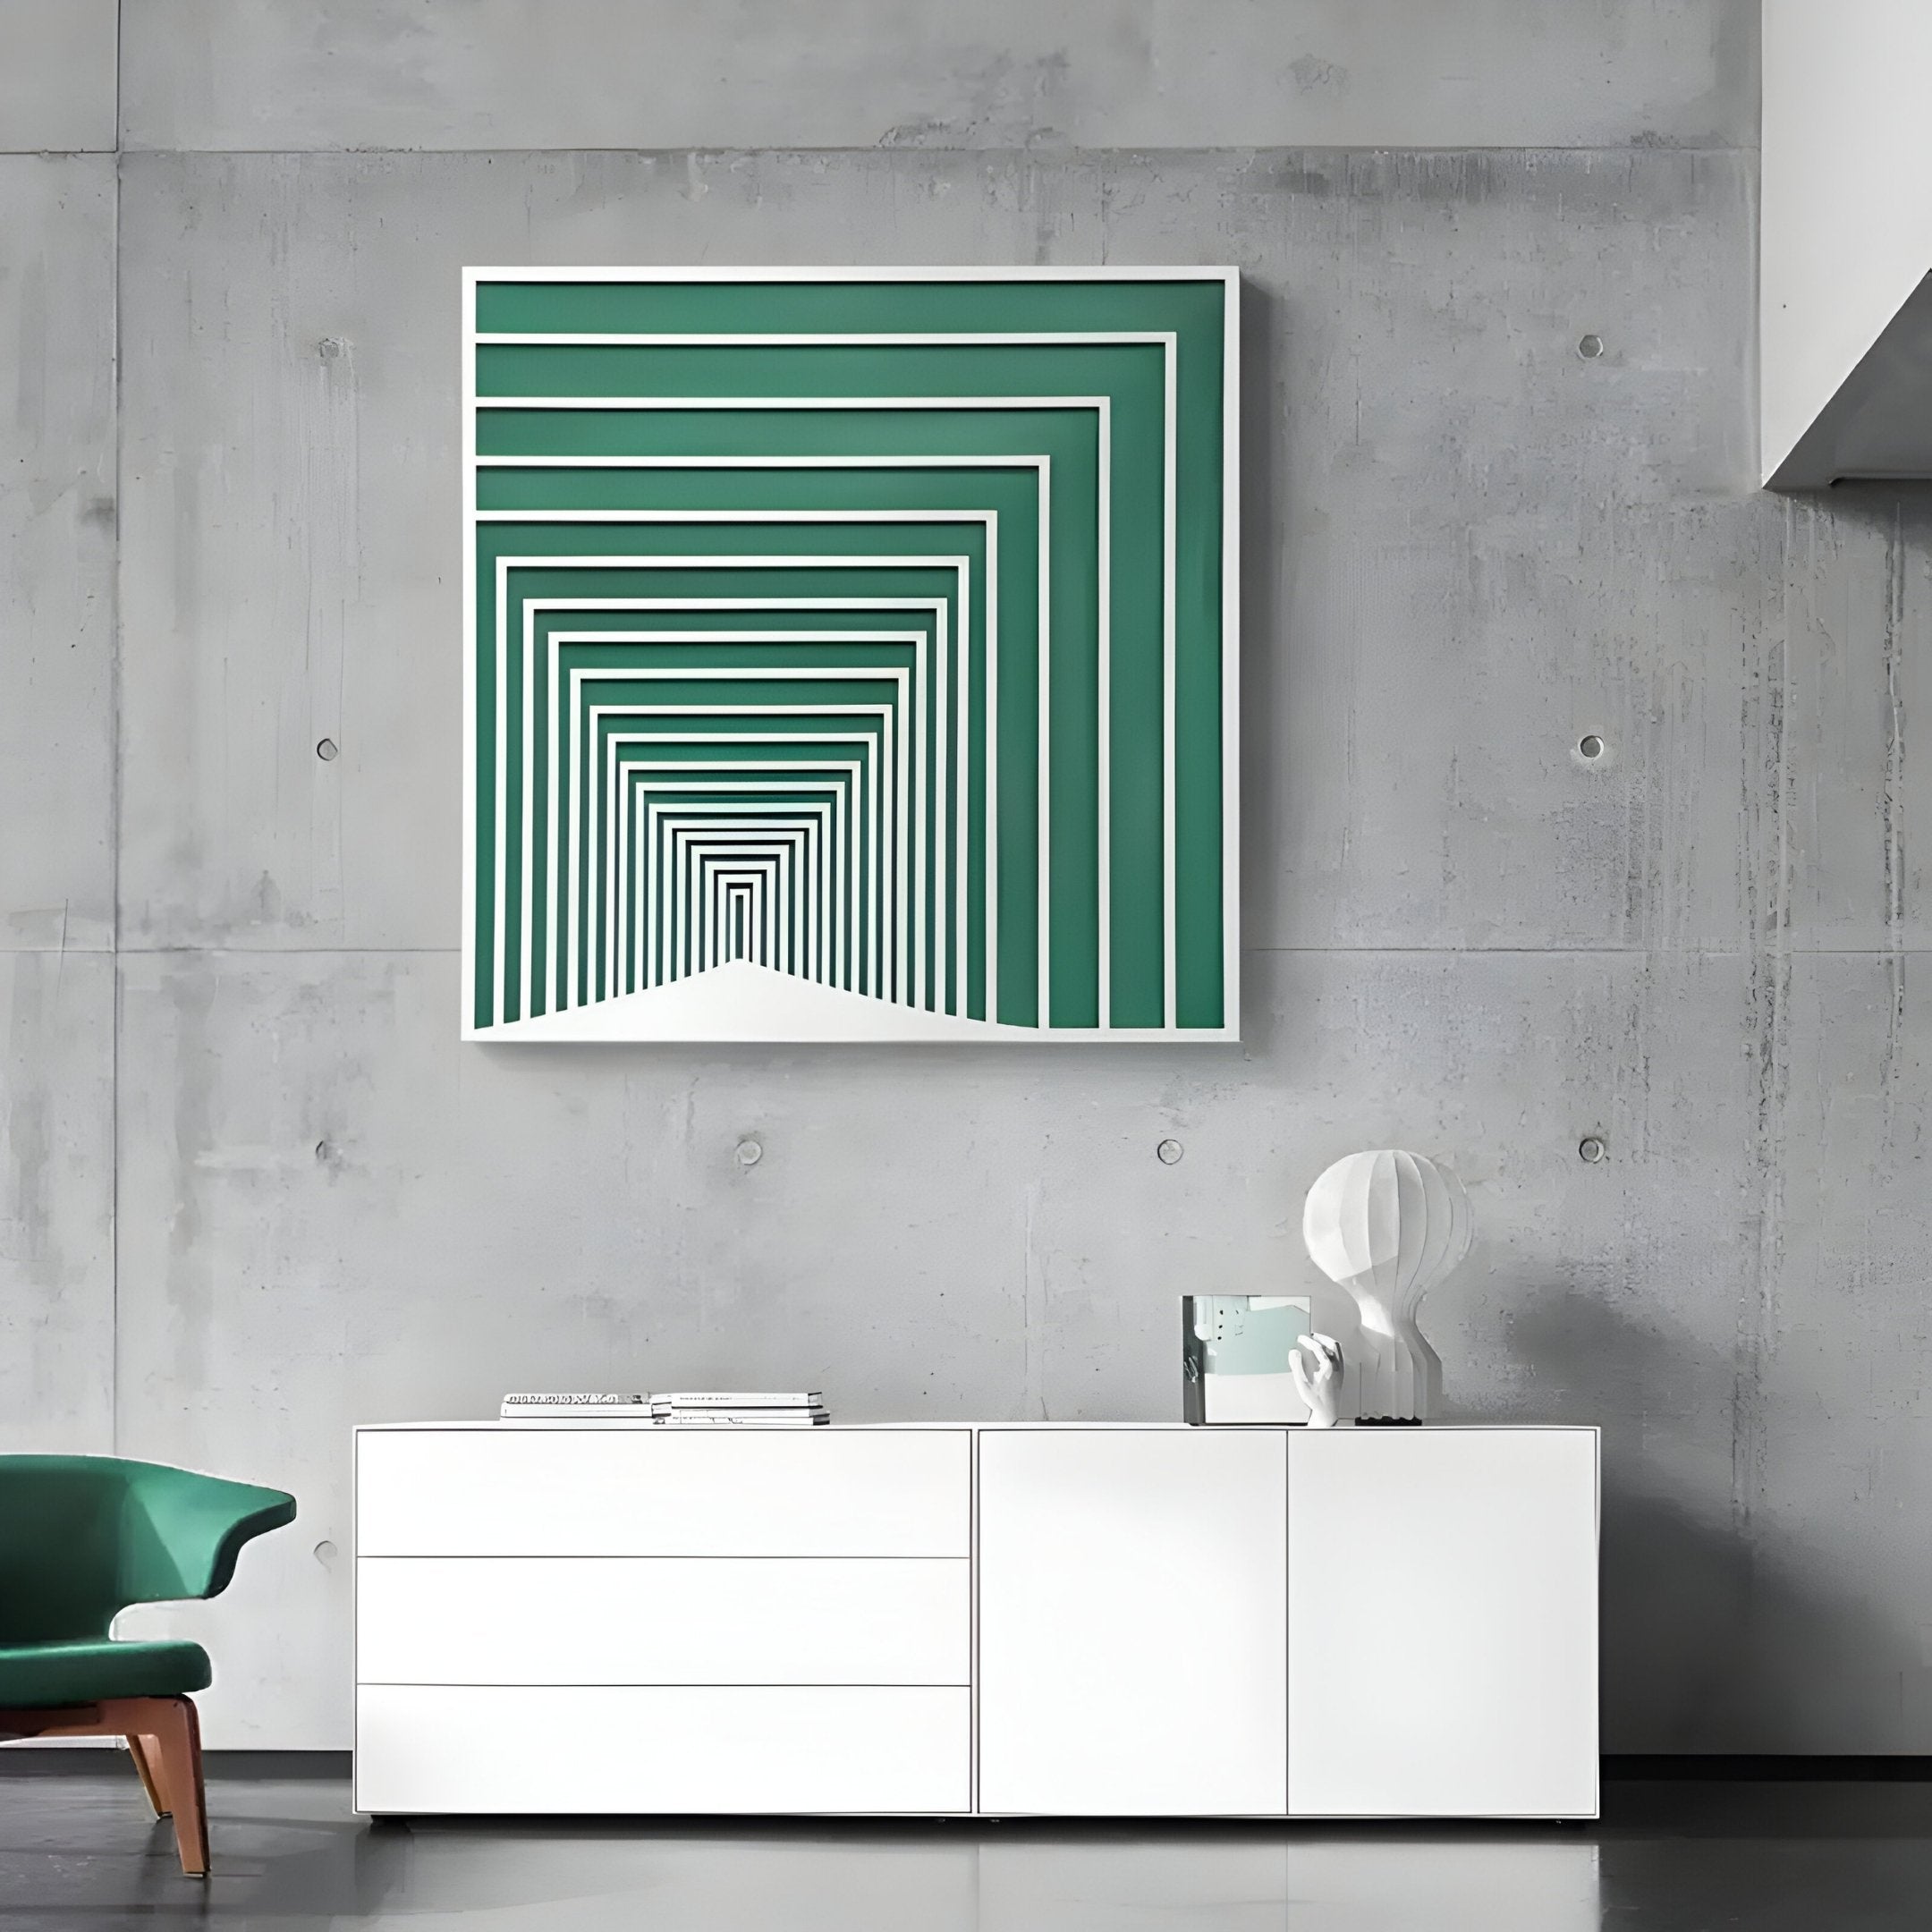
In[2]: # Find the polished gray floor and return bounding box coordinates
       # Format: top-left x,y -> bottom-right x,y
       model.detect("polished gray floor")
0,1768 -> 1927,1928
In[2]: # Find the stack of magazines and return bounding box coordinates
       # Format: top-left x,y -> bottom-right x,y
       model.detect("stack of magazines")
499,1393 -> 652,1419
500,1390 -> 828,1426
649,1391 -> 828,1428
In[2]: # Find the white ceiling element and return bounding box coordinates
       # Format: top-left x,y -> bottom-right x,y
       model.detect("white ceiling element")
1762,1 -> 1932,487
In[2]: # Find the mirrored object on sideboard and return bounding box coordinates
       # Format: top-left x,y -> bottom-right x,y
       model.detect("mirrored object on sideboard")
1182,1295 -> 1313,1424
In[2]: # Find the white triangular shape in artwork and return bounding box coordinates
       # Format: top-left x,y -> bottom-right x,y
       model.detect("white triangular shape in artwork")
477,961 -> 1044,1043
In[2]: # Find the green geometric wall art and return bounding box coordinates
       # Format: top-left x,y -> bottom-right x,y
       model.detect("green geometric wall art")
463,267 -> 1240,1042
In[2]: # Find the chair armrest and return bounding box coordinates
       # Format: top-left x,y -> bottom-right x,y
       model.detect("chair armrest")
122,1468 -> 298,1604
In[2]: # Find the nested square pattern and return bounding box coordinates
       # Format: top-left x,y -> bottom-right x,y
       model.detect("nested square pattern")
464,269 -> 1239,1041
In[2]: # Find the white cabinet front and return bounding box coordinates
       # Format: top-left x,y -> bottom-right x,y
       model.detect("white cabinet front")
356,1427 -> 969,1557
976,1428 -> 1288,1816
357,1556 -> 969,1686
355,1685 -> 970,1815
1285,1428 -> 1599,1818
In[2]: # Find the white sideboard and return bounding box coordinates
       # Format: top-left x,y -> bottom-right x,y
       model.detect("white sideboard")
353,1422 -> 1597,1819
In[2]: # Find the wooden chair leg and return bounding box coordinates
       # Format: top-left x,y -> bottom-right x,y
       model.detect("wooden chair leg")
126,1732 -> 168,1817
1,1697 -> 208,1877
147,1698 -> 208,1878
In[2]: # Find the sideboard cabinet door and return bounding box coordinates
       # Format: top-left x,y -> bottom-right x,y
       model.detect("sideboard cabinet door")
977,1428 -> 1288,1816
1286,1428 -> 1599,1818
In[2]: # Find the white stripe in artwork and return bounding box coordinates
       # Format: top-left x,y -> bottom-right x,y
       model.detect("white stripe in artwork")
676,830 -> 811,981
1221,273 -> 1241,1034
481,509 -> 997,521
687,840 -> 765,978
588,699 -> 900,1008
602,691 -> 861,996
726,877 -> 749,969
637,800 -> 833,993
460,286 -> 479,1033
574,657 -> 917,1009
706,821 -> 820,980
483,453 -> 1050,1021
963,512 -> 987,1014
589,670 -> 910,1009
597,712 -> 881,995
689,845 -> 794,979
677,835 -> 802,979
615,760 -> 860,994
477,394 -> 1110,411
547,615 -> 933,1009
476,332 -> 1176,349
538,597 -> 943,1013
566,622 -> 924,1009
469,266 -> 1235,283
622,775 -> 853,995
725,865 -> 777,973
504,566 -> 959,1018
605,745 -> 869,995
486,517 -> 983,1020
1162,335 -> 1178,1029
481,418 -> 1115,1031
695,850 -> 752,976
476,454 -> 1044,468
658,806 -> 833,990
481,481 -> 1063,1015
477,343 -> 1168,1020
460,292 -> 1221,1035
494,559 -> 962,1021
637,801 -> 831,989
1095,396 -> 1111,1029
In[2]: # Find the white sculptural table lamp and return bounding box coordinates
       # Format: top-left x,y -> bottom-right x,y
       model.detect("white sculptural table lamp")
1302,1149 -> 1471,1423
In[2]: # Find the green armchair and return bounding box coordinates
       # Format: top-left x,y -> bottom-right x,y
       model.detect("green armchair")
0,1455 -> 295,1876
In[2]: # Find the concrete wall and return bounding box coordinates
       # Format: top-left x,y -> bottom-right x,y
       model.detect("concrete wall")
11,1 -> 1932,1757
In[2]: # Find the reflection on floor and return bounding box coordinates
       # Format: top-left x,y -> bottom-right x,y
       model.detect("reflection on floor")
0,1767 -> 1928,1929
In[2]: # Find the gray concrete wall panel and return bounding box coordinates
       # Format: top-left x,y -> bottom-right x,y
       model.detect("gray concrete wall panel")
0,0 -> 118,155
0,952 -> 114,1453
118,0 -> 1757,155
0,157 -> 115,952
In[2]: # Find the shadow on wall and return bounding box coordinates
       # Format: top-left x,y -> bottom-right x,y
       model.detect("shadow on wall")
1496,1284 -> 1909,1755
1237,272 -> 1289,957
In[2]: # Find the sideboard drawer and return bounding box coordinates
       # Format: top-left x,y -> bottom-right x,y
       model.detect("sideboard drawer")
355,1684 -> 971,1814
358,1556 -> 970,1686
356,1428 -> 970,1556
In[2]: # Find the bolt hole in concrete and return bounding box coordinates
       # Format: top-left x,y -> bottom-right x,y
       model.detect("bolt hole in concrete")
314,1140 -> 332,1163
313,1541 -> 337,1565
1576,333 -> 1605,360
1578,1136 -> 1608,1164
1578,734 -> 1606,760
316,737 -> 339,761
735,1138 -> 763,1167
1157,1139 -> 1185,1165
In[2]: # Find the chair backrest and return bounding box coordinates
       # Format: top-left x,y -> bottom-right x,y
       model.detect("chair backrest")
0,1456 -> 295,1645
